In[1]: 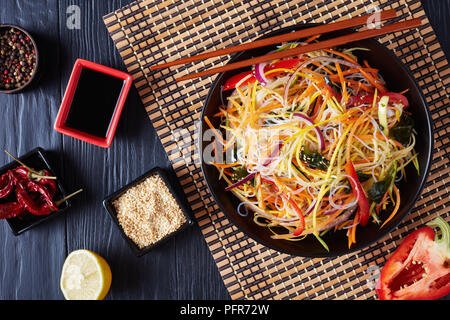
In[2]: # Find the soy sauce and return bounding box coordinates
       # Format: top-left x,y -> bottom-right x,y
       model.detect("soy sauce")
64,68 -> 125,138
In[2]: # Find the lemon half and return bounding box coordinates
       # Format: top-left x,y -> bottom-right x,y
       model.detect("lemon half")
60,249 -> 112,300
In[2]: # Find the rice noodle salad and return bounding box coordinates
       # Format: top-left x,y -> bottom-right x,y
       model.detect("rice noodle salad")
205,41 -> 419,250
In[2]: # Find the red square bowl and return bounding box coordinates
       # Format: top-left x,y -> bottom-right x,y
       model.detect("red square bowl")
54,59 -> 133,148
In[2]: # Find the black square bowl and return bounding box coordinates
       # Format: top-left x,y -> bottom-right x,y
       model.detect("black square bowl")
0,147 -> 71,235
103,166 -> 195,257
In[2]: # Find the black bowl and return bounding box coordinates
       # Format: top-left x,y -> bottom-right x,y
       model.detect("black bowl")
199,24 -> 433,258
0,147 -> 72,235
103,166 -> 195,257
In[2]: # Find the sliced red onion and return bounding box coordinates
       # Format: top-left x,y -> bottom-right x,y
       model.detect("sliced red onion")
283,56 -> 359,104
301,205 -> 357,235
226,143 -> 282,191
303,199 -> 317,217
323,209 -> 338,216
293,113 -> 325,151
254,62 -> 268,85
225,172 -> 256,191
262,142 -> 284,166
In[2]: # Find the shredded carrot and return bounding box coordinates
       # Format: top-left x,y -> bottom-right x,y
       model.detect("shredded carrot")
359,68 -> 387,93
363,60 -> 382,81
209,162 -> 241,168
312,91 -> 329,121
204,115 -> 226,146
349,209 -> 360,248
346,108 -> 374,163
335,62 -> 347,103
376,190 -> 389,213
312,62 -> 333,74
208,46 -> 418,248
346,79 -> 374,93
356,134 -> 404,149
380,185 -> 401,228
325,48 -> 358,64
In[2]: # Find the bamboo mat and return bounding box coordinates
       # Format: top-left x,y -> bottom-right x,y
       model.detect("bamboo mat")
103,0 -> 450,300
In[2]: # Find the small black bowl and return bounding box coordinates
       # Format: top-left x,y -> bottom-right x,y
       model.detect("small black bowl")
0,24 -> 39,94
103,166 -> 195,257
199,24 -> 433,258
0,147 -> 71,235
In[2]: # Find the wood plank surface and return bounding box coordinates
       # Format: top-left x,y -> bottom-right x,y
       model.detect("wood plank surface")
0,0 -> 229,300
0,0 -> 448,300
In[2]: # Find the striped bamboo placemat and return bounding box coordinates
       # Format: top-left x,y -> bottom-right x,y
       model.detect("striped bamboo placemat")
103,0 -> 449,300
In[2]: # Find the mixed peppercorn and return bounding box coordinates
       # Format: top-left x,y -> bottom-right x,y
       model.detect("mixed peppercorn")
0,27 -> 37,90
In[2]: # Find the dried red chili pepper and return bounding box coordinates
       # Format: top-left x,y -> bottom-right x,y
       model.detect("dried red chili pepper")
0,171 -> 14,198
12,166 -> 30,178
30,202 -> 54,216
13,165 -> 55,180
0,202 -> 24,219
13,166 -> 57,197
0,151 -> 82,218
14,180 -> 45,215
36,171 -> 57,198
13,175 -> 59,216
24,188 -> 83,216
24,179 -> 58,210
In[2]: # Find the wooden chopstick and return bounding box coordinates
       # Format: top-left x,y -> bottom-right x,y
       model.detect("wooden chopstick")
150,9 -> 397,71
176,18 -> 422,82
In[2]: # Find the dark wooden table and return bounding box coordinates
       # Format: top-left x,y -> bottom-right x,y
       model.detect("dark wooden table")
0,0 -> 448,300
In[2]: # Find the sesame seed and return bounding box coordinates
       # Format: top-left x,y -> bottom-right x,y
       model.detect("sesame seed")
112,173 -> 187,249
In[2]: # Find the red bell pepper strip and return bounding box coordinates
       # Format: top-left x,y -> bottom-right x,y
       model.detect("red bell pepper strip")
222,58 -> 301,91
222,70 -> 253,91
347,92 -> 409,108
261,177 -> 305,236
344,160 -> 370,226
288,198 -> 306,236
383,92 -> 409,108
376,216 -> 450,300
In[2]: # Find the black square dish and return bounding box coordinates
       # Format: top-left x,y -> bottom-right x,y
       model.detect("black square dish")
0,147 -> 71,235
103,166 -> 195,257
